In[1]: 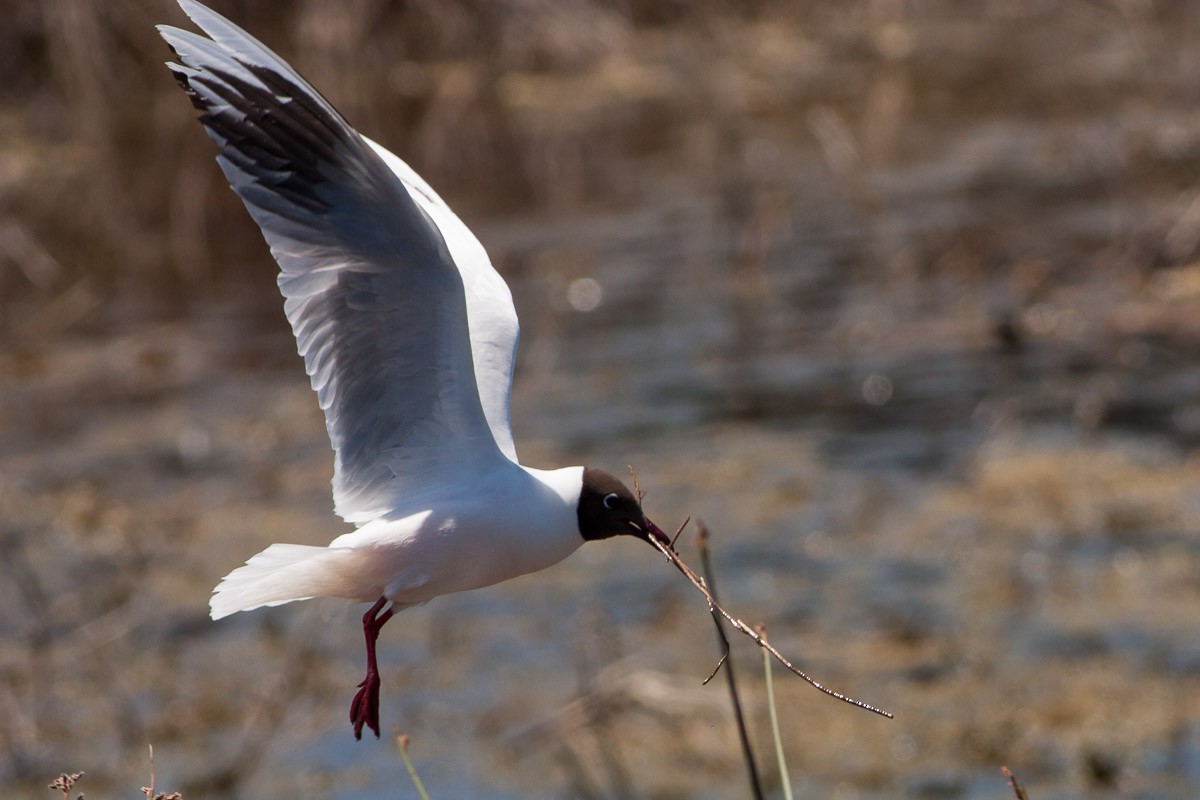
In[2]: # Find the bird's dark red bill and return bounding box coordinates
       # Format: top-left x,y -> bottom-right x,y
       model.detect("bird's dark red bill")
637,517 -> 672,548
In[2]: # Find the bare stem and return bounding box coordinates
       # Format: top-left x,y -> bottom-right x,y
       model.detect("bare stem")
645,526 -> 893,720
697,521 -> 764,800
142,745 -> 156,800
141,745 -> 181,800
1001,766 -> 1030,800
670,516 -> 691,550
701,650 -> 728,686
760,625 -> 794,800
627,465 -> 643,505
394,729 -> 432,800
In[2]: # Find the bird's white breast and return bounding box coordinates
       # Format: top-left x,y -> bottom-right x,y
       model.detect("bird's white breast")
328,464 -> 585,604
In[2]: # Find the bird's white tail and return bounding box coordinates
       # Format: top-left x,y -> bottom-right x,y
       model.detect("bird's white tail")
210,543 -> 370,620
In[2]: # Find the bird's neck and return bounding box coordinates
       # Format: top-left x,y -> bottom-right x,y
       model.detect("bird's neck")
488,464 -> 585,571
520,464 -> 586,512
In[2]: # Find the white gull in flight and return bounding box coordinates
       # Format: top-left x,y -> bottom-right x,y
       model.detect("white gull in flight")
158,0 -> 669,739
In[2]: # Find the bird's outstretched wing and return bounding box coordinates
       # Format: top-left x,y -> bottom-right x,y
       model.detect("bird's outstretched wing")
159,0 -> 520,524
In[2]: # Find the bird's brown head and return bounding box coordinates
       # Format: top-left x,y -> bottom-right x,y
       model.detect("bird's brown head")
577,468 -> 669,546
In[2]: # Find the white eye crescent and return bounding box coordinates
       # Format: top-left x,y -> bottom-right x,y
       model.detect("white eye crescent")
603,493 -> 620,510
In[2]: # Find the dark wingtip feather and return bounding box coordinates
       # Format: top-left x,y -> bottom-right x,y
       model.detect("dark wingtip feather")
163,61 -> 207,111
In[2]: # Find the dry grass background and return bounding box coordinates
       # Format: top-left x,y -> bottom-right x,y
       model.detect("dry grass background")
2,0 -> 781,330
3,1 -> 1200,798
6,0 -> 1196,334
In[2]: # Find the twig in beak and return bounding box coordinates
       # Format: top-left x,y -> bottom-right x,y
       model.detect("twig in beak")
645,523 -> 893,720
670,516 -> 691,550
626,464 -> 644,504
701,650 -> 729,686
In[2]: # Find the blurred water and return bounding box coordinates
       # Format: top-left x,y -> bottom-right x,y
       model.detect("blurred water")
4,3 -> 1200,799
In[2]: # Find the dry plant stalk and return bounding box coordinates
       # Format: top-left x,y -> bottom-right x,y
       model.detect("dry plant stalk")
394,729 -> 432,800
141,745 -> 182,800
758,624 -> 794,800
630,483 -> 892,719
1001,766 -> 1031,800
696,522 -> 764,800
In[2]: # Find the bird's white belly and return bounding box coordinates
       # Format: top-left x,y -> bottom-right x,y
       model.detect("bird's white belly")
376,515 -> 578,604
330,468 -> 584,605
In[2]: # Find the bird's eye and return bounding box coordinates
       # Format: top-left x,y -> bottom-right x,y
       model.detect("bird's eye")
603,493 -> 620,510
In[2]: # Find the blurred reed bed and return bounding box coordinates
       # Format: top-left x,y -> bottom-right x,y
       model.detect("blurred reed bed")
5,0 -> 1199,343
1,0 -> 772,334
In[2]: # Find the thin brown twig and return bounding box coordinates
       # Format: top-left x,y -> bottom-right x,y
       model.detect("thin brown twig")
142,744 -> 156,799
141,745 -> 182,800
1001,766 -> 1030,800
645,525 -> 893,719
626,464 -> 643,504
701,650 -> 728,685
670,516 -> 690,550
697,520 -> 764,800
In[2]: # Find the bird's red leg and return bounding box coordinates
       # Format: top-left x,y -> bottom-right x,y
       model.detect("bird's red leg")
349,596 -> 394,739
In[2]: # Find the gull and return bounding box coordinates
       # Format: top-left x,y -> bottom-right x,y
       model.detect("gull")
158,0 -> 669,740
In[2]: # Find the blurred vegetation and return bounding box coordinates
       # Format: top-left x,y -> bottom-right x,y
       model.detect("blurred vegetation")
4,1 -> 1200,798
1,0 -> 781,332
6,0 -> 1199,339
